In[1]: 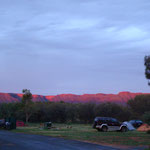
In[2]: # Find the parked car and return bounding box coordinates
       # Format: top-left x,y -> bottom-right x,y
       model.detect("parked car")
0,119 -> 5,128
0,118 -> 16,130
44,122 -> 52,129
129,120 -> 143,128
0,119 -> 11,129
93,117 -> 127,132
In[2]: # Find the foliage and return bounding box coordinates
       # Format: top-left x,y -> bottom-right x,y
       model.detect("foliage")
94,103 -> 131,121
127,95 -> 150,115
144,55 -> 150,85
0,103 -> 18,118
1,93 -> 149,124
0,101 -> 132,123
77,103 -> 96,123
142,111 -> 150,125
21,89 -> 34,123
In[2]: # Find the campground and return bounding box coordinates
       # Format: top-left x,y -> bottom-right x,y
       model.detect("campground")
12,123 -> 150,148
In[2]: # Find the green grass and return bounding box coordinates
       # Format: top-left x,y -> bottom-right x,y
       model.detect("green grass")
12,123 -> 150,147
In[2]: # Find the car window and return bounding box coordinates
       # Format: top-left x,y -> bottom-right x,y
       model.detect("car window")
94,118 -> 99,121
100,118 -> 105,122
129,120 -> 135,123
111,118 -> 118,123
136,120 -> 143,123
106,118 -> 110,122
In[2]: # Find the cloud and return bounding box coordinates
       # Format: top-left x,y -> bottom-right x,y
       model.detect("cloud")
0,0 -> 150,94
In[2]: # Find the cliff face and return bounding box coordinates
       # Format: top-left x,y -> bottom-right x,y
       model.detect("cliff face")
0,92 -> 149,105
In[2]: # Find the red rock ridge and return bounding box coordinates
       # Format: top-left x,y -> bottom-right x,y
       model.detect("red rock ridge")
0,92 -> 149,105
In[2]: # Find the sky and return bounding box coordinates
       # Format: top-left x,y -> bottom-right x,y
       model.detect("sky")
0,0 -> 150,95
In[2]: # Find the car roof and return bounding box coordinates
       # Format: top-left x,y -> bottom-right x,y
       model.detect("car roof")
130,120 -> 143,122
95,117 -> 116,120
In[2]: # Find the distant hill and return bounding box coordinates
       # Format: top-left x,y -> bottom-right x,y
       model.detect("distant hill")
0,92 -> 149,105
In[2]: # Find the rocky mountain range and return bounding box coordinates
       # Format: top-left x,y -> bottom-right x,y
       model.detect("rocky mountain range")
0,92 -> 149,105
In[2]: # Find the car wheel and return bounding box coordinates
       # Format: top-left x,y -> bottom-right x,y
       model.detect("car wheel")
102,126 -> 108,132
121,126 -> 127,132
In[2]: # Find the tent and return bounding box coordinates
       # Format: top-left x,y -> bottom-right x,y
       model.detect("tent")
123,121 -> 135,131
137,124 -> 150,132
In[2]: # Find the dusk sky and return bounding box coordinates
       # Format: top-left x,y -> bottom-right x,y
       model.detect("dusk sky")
0,0 -> 150,95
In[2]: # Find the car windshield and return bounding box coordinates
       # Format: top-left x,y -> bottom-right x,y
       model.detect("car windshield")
94,117 -> 100,121
94,117 -> 106,121
111,118 -> 118,122
129,120 -> 134,123
136,120 -> 143,123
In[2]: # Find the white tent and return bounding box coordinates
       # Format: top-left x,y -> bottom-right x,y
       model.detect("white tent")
123,121 -> 135,131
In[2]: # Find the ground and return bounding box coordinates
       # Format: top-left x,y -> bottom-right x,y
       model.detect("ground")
0,130 -> 135,150
12,123 -> 150,149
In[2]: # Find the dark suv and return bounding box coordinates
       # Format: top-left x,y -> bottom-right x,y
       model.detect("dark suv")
0,119 -> 5,128
93,117 -> 127,132
129,120 -> 143,128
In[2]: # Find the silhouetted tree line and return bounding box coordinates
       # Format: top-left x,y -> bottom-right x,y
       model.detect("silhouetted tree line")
0,94 -> 149,124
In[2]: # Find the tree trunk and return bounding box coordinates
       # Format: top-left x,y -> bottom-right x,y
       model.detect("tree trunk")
26,113 -> 29,123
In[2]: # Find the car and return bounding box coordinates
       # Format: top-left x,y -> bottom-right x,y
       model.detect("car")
0,119 -> 13,130
129,120 -> 143,128
93,117 -> 127,132
0,119 -> 5,128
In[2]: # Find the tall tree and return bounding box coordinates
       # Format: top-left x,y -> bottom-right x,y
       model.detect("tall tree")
21,89 -> 33,123
127,95 -> 150,115
144,55 -> 150,85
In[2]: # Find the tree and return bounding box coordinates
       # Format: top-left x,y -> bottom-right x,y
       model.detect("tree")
142,111 -> 150,125
0,103 -> 14,118
95,103 -> 130,121
144,56 -> 150,85
77,103 -> 96,123
21,89 -> 34,123
127,95 -> 150,116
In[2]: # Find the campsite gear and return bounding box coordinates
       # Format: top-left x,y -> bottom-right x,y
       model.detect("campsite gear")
16,121 -> 25,127
44,122 -> 52,129
5,117 -> 16,130
5,122 -> 11,130
129,120 -> 143,128
137,124 -> 150,132
0,117 -> 16,130
0,119 -> 5,128
123,121 -> 135,131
